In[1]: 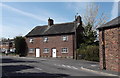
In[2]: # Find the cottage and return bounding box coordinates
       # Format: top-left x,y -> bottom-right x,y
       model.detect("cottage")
98,16 -> 120,72
25,16 -> 83,59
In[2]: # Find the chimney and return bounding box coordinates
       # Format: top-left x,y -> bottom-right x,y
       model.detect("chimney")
76,15 -> 82,25
48,18 -> 54,26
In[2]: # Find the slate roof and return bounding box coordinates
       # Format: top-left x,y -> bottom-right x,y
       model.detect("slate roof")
26,22 -> 75,37
98,16 -> 120,29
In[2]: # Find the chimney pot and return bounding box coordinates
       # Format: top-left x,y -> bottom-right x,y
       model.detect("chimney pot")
48,18 -> 54,26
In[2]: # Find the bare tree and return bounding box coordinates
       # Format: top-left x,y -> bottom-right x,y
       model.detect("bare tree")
83,3 -> 108,29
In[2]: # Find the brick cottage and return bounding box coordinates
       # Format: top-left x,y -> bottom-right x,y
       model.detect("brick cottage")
25,16 -> 83,59
98,16 -> 120,72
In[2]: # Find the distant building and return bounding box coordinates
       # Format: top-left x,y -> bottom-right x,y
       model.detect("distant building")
25,16 -> 84,59
0,39 -> 15,53
98,16 -> 120,72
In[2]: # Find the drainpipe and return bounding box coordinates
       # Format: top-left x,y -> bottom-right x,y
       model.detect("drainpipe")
101,29 -> 106,69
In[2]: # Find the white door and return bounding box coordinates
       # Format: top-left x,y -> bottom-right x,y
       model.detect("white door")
36,48 -> 40,57
52,49 -> 56,58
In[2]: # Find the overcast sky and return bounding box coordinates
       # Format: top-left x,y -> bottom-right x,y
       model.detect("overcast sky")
0,0 -> 119,39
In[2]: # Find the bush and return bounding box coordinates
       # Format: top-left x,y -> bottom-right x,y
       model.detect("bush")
77,45 -> 99,62
14,36 -> 28,57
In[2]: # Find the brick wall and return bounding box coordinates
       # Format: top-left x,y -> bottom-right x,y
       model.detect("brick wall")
99,27 -> 120,72
26,34 -> 74,58
0,45 -> 9,50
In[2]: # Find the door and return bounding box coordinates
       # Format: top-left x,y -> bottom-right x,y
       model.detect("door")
36,48 -> 40,57
52,48 -> 56,58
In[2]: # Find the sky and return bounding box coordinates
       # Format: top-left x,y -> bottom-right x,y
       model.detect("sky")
0,1 -> 119,39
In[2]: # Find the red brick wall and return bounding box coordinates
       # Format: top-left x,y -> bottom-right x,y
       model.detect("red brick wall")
99,27 -> 120,72
118,27 -> 120,72
26,34 -> 74,58
0,44 -> 15,51
0,45 -> 9,50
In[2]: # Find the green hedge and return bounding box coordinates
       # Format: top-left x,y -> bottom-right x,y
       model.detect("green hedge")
77,45 -> 99,62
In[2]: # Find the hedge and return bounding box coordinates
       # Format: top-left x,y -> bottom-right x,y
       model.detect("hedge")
77,45 -> 99,62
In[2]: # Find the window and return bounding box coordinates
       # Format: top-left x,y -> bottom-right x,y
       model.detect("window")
43,37 -> 48,42
5,43 -> 8,46
61,48 -> 68,53
43,48 -> 49,53
29,38 -> 33,43
29,48 -> 34,53
62,36 -> 68,41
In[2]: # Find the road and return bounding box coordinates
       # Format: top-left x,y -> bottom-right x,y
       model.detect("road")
1,56 -> 118,78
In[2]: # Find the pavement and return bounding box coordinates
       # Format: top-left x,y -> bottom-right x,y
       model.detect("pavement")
1,55 -> 120,78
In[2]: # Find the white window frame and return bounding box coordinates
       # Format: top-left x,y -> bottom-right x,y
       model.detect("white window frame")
6,43 -> 8,46
43,48 -> 49,53
29,48 -> 34,53
62,36 -> 68,41
29,38 -> 34,43
61,48 -> 68,53
43,37 -> 48,42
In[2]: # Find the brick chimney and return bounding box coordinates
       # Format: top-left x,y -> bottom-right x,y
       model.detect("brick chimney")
48,18 -> 54,26
76,15 -> 82,26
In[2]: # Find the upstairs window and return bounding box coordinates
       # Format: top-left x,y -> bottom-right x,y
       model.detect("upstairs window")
29,38 -> 33,43
62,36 -> 68,41
43,37 -> 48,42
61,48 -> 68,53
43,48 -> 49,53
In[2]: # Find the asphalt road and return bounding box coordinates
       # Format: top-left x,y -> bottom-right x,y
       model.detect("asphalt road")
1,56 -> 118,78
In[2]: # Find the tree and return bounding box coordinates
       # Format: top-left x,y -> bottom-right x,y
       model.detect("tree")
83,23 -> 97,45
83,3 -> 108,29
81,3 -> 108,45
14,36 -> 28,57
77,23 -> 99,61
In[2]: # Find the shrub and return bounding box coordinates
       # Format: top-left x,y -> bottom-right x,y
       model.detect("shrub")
14,36 -> 28,57
77,45 -> 99,62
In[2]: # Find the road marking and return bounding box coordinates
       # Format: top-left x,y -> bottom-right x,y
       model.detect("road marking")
71,66 -> 78,70
91,65 -> 97,67
35,67 -> 42,70
62,64 -> 66,67
66,65 -> 71,68
55,64 -> 78,70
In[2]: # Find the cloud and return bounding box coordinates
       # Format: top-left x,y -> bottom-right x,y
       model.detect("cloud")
0,3 -> 69,23
111,1 -> 119,20
0,3 -> 47,22
0,3 -> 70,38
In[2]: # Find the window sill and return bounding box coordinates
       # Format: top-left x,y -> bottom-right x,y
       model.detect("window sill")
29,52 -> 34,53
62,40 -> 68,42
61,52 -> 68,53
43,52 -> 49,53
